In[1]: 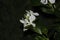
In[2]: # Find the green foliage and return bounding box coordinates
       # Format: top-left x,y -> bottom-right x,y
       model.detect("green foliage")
41,27 -> 48,35
35,36 -> 49,40
33,27 -> 42,34
41,7 -> 54,14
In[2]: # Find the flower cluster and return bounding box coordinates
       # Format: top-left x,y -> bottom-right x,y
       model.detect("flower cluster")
20,10 -> 39,31
40,0 -> 55,4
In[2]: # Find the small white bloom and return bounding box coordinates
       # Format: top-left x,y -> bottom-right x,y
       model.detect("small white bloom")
20,10 -> 39,31
49,0 -> 55,4
26,13 -> 30,17
40,0 -> 48,4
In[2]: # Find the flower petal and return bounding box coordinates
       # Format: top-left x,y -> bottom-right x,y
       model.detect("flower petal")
26,10 -> 30,14
49,0 -> 55,4
20,20 -> 25,24
24,23 -> 27,27
25,19 -> 29,23
29,10 -> 34,14
26,13 -> 30,17
33,13 -> 39,16
23,28 -> 28,31
40,0 -> 48,4
29,14 -> 36,23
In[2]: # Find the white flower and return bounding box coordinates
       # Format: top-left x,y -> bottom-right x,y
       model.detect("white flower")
40,0 -> 48,4
40,0 -> 55,4
26,10 -> 39,27
20,10 -> 39,31
49,0 -> 55,4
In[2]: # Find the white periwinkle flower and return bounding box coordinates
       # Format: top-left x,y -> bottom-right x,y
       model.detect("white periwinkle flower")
20,10 -> 39,31
40,0 -> 55,4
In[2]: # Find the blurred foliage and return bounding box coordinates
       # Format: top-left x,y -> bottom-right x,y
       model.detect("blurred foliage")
35,36 -> 49,40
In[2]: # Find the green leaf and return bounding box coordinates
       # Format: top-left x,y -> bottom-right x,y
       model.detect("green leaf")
33,27 -> 42,34
41,7 -> 54,14
35,36 -> 49,40
41,27 -> 48,35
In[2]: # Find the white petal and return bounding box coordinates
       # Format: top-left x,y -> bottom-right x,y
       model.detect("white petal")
29,10 -> 33,14
26,13 -> 30,17
29,15 -> 36,23
20,19 -> 28,27
30,10 -> 33,13
20,20 -> 25,24
24,23 -> 27,27
26,10 -> 30,14
25,19 -> 29,23
20,19 -> 30,27
40,0 -> 48,4
31,23 -> 36,27
26,10 -> 33,15
49,0 -> 55,4
33,13 -> 39,16
23,28 -> 28,31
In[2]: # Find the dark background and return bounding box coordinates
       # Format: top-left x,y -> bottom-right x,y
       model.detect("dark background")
0,0 -> 31,40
